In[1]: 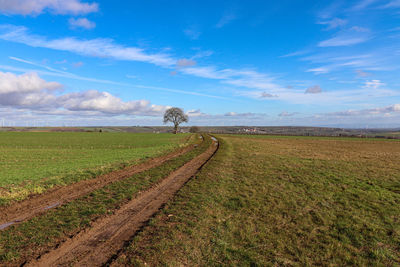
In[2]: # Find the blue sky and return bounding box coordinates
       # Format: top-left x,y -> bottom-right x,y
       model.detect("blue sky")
0,0 -> 400,127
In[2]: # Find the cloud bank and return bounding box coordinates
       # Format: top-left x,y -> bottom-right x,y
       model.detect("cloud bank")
305,85 -> 322,94
0,71 -> 168,116
0,25 -> 287,95
0,25 -> 175,67
69,18 -> 96,30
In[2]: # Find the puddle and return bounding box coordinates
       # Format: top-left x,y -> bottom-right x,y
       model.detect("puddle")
211,137 -> 218,142
44,202 -> 60,210
0,221 -> 15,230
0,202 -> 60,231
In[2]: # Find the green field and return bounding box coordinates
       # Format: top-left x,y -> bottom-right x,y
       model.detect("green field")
0,132 -> 189,204
117,134 -> 400,266
0,134 -> 211,264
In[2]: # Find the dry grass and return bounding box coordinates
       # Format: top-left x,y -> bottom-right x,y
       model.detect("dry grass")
116,135 -> 400,266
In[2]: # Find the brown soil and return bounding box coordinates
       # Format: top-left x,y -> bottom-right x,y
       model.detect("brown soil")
26,139 -> 218,267
0,143 -> 197,228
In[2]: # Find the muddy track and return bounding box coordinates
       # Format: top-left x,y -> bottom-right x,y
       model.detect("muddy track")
26,138 -> 218,267
0,142 -> 198,229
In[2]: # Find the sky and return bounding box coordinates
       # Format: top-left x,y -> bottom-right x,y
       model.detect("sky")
0,0 -> 400,128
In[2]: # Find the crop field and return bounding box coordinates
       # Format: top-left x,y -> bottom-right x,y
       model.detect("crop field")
0,133 -> 212,265
1,133 -> 399,266
115,135 -> 400,266
0,132 -> 190,204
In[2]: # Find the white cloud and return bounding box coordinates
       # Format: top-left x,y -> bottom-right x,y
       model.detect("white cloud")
0,60 -> 230,101
126,74 -> 138,79
186,109 -> 206,117
184,110 -> 266,124
278,111 -> 298,117
0,71 -> 61,109
306,67 -> 330,74
0,71 -> 168,116
381,0 -> 400,8
176,58 -> 196,68
327,104 -> 400,117
224,112 -> 256,117
305,85 -> 322,94
183,104 -> 400,128
260,92 -> 278,98
302,54 -> 372,64
184,27 -> 201,40
179,66 -> 225,79
280,50 -> 310,58
0,25 -> 285,96
0,25 -> 175,67
351,0 -> 379,10
318,18 -> 347,30
191,50 -> 213,59
350,26 -> 369,32
5,57 -> 129,86
3,57 -> 397,109
319,35 -> 369,47
224,112 -> 237,116
222,70 -> 281,91
72,61 -> 84,68
181,67 -> 283,92
216,12 -> 237,28
319,27 -> 371,47
69,18 -> 96,30
0,71 -> 61,94
127,84 -> 232,100
277,87 -> 398,106
302,52 -> 392,75
355,69 -> 371,77
0,0 -> 98,15
364,79 -> 385,89
59,90 -> 167,115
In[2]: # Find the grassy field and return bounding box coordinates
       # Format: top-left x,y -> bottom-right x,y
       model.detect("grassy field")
117,135 -> 400,266
0,134 -> 211,264
0,132 -> 190,204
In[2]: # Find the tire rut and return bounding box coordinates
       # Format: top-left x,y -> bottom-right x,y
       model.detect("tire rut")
26,138 -> 218,267
0,143 -> 197,230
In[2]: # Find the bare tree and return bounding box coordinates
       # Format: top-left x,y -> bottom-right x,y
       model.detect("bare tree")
163,107 -> 188,134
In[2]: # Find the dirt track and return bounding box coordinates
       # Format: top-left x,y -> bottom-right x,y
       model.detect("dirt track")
0,143 -> 196,229
26,138 -> 218,267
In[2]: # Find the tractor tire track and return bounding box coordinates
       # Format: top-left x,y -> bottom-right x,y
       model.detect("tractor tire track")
0,142 -> 198,230
26,138 -> 218,267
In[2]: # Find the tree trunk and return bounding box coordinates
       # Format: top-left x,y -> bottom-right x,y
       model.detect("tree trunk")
174,123 -> 178,134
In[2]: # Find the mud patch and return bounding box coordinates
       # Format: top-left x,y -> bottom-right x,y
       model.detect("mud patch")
0,221 -> 15,230
43,202 -> 60,210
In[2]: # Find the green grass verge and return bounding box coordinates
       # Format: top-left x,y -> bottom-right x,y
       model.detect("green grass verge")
116,135 -> 400,266
0,135 -> 211,265
0,132 -> 191,204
